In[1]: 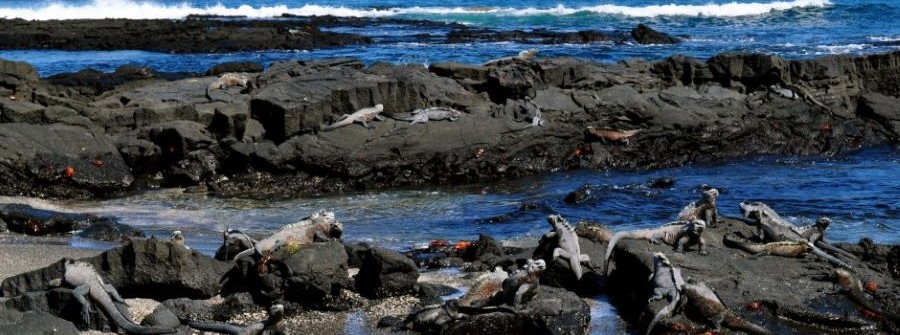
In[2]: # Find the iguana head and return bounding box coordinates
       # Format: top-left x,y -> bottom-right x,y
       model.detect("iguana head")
652,252 -> 671,268
546,214 -> 568,230
816,216 -> 832,230
689,219 -> 706,234
703,188 -> 719,203
311,209 -> 343,239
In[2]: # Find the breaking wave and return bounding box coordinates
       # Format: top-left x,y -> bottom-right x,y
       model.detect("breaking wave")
0,0 -> 832,20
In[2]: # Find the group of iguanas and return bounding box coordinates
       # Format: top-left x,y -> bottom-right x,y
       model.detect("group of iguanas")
46,209 -> 344,335
596,187 -> 891,334
41,187 -> 880,335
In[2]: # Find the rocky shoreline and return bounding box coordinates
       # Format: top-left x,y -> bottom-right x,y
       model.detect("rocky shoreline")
0,202 -> 898,334
1,49 -> 899,199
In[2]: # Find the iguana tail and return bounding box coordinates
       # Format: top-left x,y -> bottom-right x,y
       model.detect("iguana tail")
232,247 -> 257,262
188,320 -> 263,335
809,243 -> 852,269
724,313 -> 773,335
605,230 -> 645,274
645,298 -> 679,335
94,292 -> 176,334
722,234 -> 760,254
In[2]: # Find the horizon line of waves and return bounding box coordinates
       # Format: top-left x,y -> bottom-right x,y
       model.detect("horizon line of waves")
1,0 -> 832,20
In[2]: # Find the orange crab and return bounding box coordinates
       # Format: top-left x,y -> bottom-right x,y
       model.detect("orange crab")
64,166 -> 75,178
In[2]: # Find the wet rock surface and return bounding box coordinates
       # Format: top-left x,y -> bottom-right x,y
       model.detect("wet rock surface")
1,51 -> 898,199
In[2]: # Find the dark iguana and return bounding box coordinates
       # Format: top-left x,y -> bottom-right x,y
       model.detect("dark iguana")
723,234 -> 812,258
677,188 -> 719,227
644,252 -> 685,335
739,201 -> 851,268
215,229 -> 257,261
187,303 -> 284,335
682,280 -> 772,335
57,259 -> 176,334
606,220 -> 707,275
232,209 -> 343,261
501,258 -> 546,306
545,214 -> 590,280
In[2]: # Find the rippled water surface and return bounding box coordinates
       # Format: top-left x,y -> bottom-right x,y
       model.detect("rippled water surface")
8,146 -> 889,256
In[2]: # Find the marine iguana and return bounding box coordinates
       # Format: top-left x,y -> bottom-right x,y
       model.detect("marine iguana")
681,280 -> 772,335
58,259 -> 176,334
501,258 -> 546,306
320,104 -> 385,131
481,49 -> 538,66
574,221 -> 613,243
833,268 -> 900,324
521,96 -> 544,127
207,73 -> 255,101
722,234 -> 812,258
458,266 -> 509,308
677,188 -> 719,227
390,107 -> 463,125
585,126 -> 641,145
739,201 -> 851,268
605,220 -> 707,275
644,252 -> 685,335
545,215 -> 590,280
171,230 -> 185,247
232,209 -> 343,262
187,303 -> 284,335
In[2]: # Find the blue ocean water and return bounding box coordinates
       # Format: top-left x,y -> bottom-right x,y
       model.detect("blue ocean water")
4,146 -> 886,256
0,0 -> 898,76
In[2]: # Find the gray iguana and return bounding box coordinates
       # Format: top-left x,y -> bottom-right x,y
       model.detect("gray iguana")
232,209 -> 343,261
644,252 -> 685,335
739,201 -> 851,268
207,73 -> 256,101
390,107 -> 463,125
320,104 -> 385,131
606,220 -> 707,275
481,49 -> 538,66
677,188 -> 720,227
545,214 -> 590,280
58,259 -> 177,334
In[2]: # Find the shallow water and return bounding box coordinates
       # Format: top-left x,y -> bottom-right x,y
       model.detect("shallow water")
2,146 -> 895,257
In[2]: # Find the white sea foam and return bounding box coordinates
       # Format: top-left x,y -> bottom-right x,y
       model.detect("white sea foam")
0,0 -> 832,20
869,36 -> 900,42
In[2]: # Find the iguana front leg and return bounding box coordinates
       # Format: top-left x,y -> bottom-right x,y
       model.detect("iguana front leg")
553,247 -> 571,260
698,237 -> 708,255
102,283 -> 127,305
71,284 -> 93,325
